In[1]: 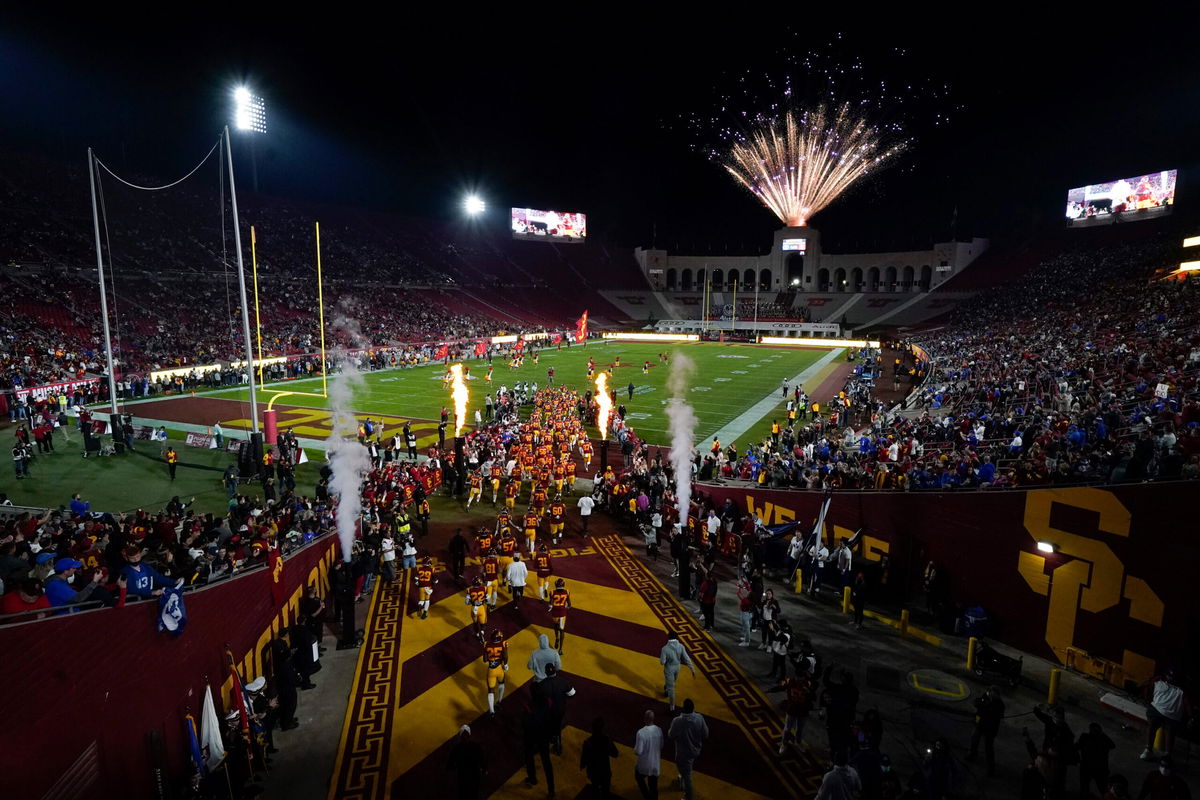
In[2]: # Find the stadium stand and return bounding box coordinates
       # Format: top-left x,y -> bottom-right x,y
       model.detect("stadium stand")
719,231 -> 1199,489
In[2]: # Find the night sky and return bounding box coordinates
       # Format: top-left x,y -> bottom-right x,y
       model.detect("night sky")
4,11 -> 1200,253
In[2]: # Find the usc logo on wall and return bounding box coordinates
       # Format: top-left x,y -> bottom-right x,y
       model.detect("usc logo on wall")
1018,488 -> 1163,683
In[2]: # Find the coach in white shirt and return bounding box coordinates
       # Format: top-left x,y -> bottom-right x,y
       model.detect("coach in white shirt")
506,553 -> 528,604
577,494 -> 595,535
633,709 -> 663,800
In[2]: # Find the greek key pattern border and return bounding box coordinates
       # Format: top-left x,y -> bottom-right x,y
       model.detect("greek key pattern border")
593,533 -> 824,795
329,577 -> 406,800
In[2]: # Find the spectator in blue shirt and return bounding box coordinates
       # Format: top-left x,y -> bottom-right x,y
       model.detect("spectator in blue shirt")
69,494 -> 91,517
977,457 -> 996,486
44,558 -> 104,611
120,546 -> 174,599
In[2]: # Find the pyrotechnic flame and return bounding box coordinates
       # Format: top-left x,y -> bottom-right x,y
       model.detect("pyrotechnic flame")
594,373 -> 612,440
724,104 -> 905,227
449,363 -> 469,436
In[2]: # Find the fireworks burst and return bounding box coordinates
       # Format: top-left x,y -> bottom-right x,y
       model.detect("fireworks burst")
676,33 -> 958,228
724,103 -> 905,227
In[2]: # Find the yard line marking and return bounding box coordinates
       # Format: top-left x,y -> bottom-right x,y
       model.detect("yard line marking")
707,348 -> 844,447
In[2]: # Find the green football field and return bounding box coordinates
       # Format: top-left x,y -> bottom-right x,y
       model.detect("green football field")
199,341 -> 845,448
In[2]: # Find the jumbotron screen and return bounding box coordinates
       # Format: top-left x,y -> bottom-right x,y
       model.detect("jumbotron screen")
511,207 -> 587,242
1066,170 -> 1176,223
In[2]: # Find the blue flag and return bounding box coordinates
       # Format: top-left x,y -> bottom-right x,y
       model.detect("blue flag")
157,586 -> 187,636
185,713 -> 205,779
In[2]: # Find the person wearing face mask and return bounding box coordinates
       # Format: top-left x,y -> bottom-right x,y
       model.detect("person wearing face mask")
43,558 -> 104,611
120,546 -> 174,599
1137,756 -> 1190,800
877,754 -> 902,799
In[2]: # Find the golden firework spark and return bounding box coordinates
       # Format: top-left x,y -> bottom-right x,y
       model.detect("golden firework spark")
449,363 -> 469,436
724,104 -> 905,227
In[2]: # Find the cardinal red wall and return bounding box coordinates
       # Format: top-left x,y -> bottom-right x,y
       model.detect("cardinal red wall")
697,481 -> 1198,685
0,538 -> 338,800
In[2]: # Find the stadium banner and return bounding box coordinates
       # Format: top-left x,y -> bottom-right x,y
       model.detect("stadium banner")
602,331 -> 699,343
490,332 -> 549,345
0,536 -> 339,800
759,336 -> 881,349
184,432 -> 218,449
697,481 -> 1189,688
14,377 -> 100,402
655,319 -> 842,337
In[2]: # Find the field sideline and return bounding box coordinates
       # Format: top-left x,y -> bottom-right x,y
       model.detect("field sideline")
131,341 -> 848,448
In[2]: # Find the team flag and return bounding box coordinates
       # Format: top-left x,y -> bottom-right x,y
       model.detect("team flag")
157,586 -> 187,635
552,333 -> 563,345
199,685 -> 226,772
574,311 -> 589,343
474,340 -> 487,357
297,448 -> 309,465
185,712 -> 204,782
225,648 -> 257,768
435,344 -> 449,360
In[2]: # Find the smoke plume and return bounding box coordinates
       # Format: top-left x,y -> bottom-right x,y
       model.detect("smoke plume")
326,315 -> 371,562
665,353 -> 697,521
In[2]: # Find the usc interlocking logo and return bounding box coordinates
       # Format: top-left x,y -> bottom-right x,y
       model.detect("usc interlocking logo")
1018,488 -> 1163,683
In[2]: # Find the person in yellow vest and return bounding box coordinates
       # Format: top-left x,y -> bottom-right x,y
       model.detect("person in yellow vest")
165,447 -> 178,481
771,420 -> 781,448
811,400 -> 821,418
711,437 -> 721,457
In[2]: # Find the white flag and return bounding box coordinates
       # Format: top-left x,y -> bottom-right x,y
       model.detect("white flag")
200,685 -> 226,772
297,448 -> 309,465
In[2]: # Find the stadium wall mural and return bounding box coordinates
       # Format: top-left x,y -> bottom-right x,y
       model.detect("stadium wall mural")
0,537 -> 339,800
698,482 -> 1191,689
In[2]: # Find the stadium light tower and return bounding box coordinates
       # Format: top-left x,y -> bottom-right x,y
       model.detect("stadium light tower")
232,86 -> 266,191
464,194 -> 486,216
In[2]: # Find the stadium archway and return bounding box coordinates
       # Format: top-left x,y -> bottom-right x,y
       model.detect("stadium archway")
920,265 -> 932,290
665,268 -> 677,290
834,268 -> 846,292
868,267 -> 880,291
785,253 -> 804,286
743,268 -> 754,288
681,268 -> 693,290
760,268 -> 772,289
903,265 -> 915,291
711,269 -> 723,290
852,267 -> 863,291
696,268 -> 706,289
885,266 -> 897,291
817,268 -> 830,291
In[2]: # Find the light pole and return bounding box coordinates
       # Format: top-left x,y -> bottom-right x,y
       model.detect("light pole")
224,125 -> 260,437
87,149 -> 120,416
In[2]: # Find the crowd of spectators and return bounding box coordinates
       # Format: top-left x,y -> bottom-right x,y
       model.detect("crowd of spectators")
714,235 -> 1200,490
1,267 -> 505,392
0,483 -> 333,619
